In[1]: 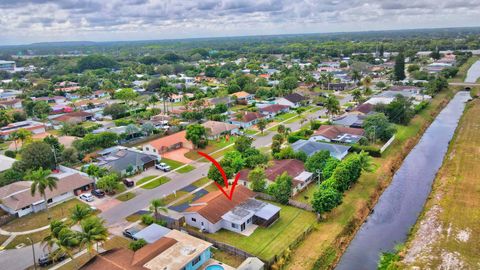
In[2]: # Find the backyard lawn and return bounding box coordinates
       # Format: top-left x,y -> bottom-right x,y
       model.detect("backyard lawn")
1,199 -> 89,233
207,203 -> 316,261
137,176 -> 171,189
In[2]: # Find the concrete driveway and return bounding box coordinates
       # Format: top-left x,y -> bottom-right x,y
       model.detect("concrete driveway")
162,148 -> 192,163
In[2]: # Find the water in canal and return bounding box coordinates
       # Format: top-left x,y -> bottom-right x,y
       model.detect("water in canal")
335,91 -> 472,270
465,60 -> 480,83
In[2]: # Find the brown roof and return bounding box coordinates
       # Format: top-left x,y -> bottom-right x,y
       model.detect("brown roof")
52,111 -> 93,122
146,130 -> 188,151
202,121 -> 237,136
184,185 -> 255,223
231,91 -> 252,99
353,103 -> 374,114
233,112 -> 263,123
81,237 -> 178,270
0,99 -> 21,106
314,125 -> 365,140
260,104 -> 290,113
0,173 -> 94,211
239,159 -> 307,184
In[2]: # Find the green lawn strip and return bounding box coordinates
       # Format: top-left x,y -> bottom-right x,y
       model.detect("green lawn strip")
6,230 -> 49,249
125,213 -> 144,222
136,175 -> 157,185
177,165 -> 195,173
140,176 -> 171,189
244,129 -> 258,135
117,192 -> 136,202
163,191 -> 190,205
160,158 -> 184,169
171,194 -> 196,207
275,112 -> 296,121
1,199 -> 89,233
0,234 -> 10,246
206,203 -> 316,261
192,177 -> 211,187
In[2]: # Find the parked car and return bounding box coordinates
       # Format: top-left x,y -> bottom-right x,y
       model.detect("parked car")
91,189 -> 105,198
316,102 -> 324,106
38,253 -> 66,267
155,162 -> 171,172
123,227 -> 140,240
123,178 -> 134,187
79,193 -> 94,202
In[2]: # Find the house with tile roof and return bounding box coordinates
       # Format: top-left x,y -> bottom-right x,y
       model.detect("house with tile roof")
231,91 -> 255,102
276,93 -> 308,108
51,111 -> 94,124
258,104 -> 290,118
229,112 -> 264,129
183,186 -> 280,234
142,130 -> 193,155
81,230 -> 212,270
310,125 -> 365,144
202,120 -> 239,139
291,139 -> 351,160
0,120 -> 46,139
0,172 -> 94,217
96,146 -> 159,176
238,159 -> 314,195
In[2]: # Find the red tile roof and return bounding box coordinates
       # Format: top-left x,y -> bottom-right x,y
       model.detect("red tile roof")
184,185 -> 255,223
233,112 -> 263,123
238,159 -> 306,182
260,104 -> 290,113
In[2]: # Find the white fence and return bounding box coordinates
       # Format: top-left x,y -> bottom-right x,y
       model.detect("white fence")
380,135 -> 396,153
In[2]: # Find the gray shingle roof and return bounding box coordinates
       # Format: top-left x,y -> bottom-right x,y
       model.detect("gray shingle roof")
291,140 -> 350,159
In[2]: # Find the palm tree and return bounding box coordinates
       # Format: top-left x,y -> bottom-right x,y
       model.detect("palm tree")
42,220 -> 79,264
325,96 -> 341,121
358,151 -> 374,172
27,168 -> 58,219
351,70 -> 362,83
78,216 -> 108,256
326,73 -> 334,90
362,76 -> 372,94
157,85 -> 176,114
149,199 -> 168,221
352,89 -> 362,104
70,204 -> 92,225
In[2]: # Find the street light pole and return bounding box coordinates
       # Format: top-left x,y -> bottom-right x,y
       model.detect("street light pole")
27,236 -> 37,270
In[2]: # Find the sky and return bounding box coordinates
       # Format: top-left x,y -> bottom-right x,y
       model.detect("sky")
1,0 -> 480,45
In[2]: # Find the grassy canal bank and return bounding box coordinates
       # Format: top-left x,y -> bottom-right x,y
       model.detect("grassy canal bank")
286,69 -> 476,269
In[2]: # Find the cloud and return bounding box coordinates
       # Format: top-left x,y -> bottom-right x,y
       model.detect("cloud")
0,0 -> 479,44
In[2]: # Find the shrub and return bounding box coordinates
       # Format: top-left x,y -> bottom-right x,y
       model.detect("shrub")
4,150 -> 16,158
350,144 -> 382,157
129,239 -> 147,251
141,214 -> 154,225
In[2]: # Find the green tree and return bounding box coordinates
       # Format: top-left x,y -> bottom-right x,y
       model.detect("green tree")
78,216 -> 109,256
305,150 -> 331,176
185,124 -> 208,149
234,136 -> 253,153
103,103 -> 128,119
115,88 -> 139,106
352,89 -> 362,104
129,239 -> 147,251
363,113 -> 396,142
385,95 -> 414,125
266,172 -> 292,204
325,96 -> 340,121
257,118 -> 268,134
248,167 -> 267,192
150,199 -> 168,221
42,220 -> 79,264
322,157 -> 340,179
69,204 -> 93,225
277,124 -> 286,135
394,52 -> 406,81
27,168 -> 58,219
0,110 -> 12,127
311,186 -> 342,216
11,128 -> 32,149
96,173 -> 120,194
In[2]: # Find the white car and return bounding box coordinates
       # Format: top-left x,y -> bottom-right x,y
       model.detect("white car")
79,193 -> 94,202
155,162 -> 171,172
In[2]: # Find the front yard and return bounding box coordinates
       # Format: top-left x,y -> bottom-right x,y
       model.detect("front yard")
184,137 -> 237,160
161,158 -> 195,173
206,202 -> 316,261
136,176 -> 171,189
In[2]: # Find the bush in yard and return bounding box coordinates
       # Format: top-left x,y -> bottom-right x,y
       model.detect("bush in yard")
311,186 -> 343,215
350,144 -> 382,157
305,150 -> 330,173
267,172 -> 292,204
322,157 -> 340,180
248,167 -> 267,192
185,124 -> 208,149
234,136 -> 253,152
4,150 -> 15,158
129,239 -> 147,251
141,214 -> 155,225
96,173 -> 121,194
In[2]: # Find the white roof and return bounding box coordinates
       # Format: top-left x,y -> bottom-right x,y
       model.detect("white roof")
294,171 -> 313,183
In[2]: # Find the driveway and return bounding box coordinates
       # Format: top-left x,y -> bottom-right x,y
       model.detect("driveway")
162,148 -> 192,163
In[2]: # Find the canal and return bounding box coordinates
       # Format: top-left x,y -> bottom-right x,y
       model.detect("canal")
465,60 -> 480,83
335,91 -> 472,270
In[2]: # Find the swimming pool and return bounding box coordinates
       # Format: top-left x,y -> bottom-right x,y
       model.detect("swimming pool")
205,265 -> 225,270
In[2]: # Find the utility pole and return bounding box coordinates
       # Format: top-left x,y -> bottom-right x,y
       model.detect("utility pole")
27,237 -> 37,270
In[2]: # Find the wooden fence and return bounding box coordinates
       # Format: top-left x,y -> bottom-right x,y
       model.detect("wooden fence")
255,192 -> 314,212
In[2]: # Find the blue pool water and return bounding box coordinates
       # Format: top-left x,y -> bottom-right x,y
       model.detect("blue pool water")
206,265 -> 225,270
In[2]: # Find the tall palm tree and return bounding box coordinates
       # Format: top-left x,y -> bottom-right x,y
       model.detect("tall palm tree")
351,70 -> 362,83
70,204 -> 92,225
352,89 -> 363,104
157,85 -> 176,114
326,73 -> 334,91
362,76 -> 372,94
324,96 -> 341,121
42,220 -> 79,264
149,199 -> 168,221
27,168 -> 58,219
78,216 -> 109,256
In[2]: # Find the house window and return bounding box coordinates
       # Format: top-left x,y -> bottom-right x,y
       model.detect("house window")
191,256 -> 201,266
248,217 -> 252,223
145,147 -> 149,151
191,218 -> 196,222
231,223 -> 238,229
201,222 -> 204,226
47,198 -> 53,203
153,149 -> 156,153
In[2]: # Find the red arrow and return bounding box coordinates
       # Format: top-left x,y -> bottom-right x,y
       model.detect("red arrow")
198,151 -> 240,201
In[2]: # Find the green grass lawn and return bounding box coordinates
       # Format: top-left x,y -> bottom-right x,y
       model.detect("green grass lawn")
1,199 -> 89,233
117,192 -> 136,201
184,137 -> 237,160
138,176 -> 171,189
6,230 -> 50,249
275,112 -> 296,121
136,175 -> 157,185
160,158 -> 196,173
163,191 -> 190,205
244,129 -> 258,135
206,202 -> 316,261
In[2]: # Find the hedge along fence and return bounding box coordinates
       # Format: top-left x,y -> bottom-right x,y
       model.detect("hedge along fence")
266,225 -> 314,269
